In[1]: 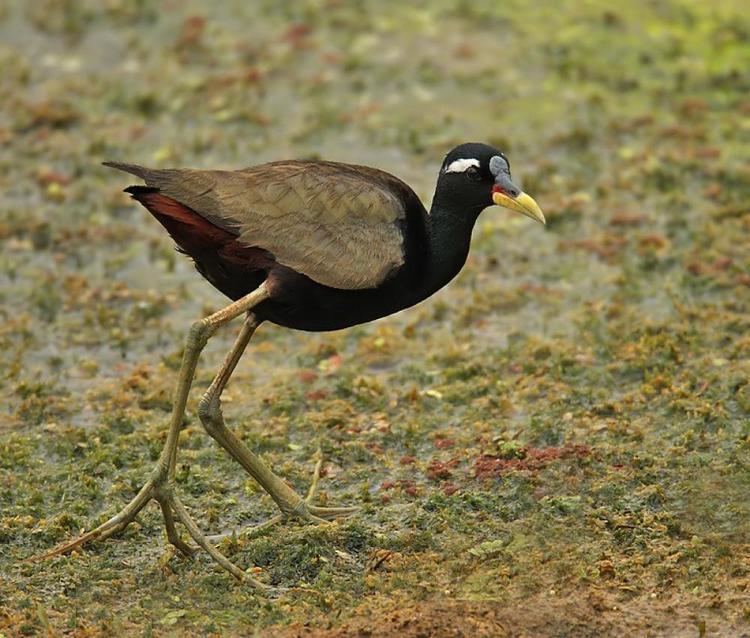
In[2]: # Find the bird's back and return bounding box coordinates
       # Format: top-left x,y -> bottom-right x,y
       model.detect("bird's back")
105,160 -> 423,291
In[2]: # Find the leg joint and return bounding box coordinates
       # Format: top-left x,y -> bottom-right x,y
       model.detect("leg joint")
197,394 -> 222,431
186,319 -> 213,350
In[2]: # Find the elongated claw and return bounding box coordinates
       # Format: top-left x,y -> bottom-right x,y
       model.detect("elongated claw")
307,505 -> 361,519
31,480 -> 153,561
32,475 -> 269,588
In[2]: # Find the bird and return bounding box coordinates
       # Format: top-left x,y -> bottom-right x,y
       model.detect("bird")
43,142 -> 544,585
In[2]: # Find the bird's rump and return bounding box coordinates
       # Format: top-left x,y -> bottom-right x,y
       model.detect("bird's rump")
105,160 -> 411,290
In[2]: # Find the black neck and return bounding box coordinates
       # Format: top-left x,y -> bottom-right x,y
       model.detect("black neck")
424,199 -> 483,294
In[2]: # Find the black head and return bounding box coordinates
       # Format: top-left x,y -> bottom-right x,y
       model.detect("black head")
434,142 -> 545,224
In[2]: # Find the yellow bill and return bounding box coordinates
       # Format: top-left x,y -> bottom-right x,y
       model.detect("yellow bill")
492,190 -> 546,225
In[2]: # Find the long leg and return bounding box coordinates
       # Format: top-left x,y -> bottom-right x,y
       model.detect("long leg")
36,284 -> 272,585
197,314 -> 358,526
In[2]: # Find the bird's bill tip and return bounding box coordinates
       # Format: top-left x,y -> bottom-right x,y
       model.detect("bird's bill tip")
492,190 -> 546,225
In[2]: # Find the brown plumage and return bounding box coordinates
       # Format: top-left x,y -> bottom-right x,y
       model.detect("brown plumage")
104,160 -> 414,290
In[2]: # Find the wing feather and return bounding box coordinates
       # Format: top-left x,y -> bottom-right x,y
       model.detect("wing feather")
106,160 -> 410,290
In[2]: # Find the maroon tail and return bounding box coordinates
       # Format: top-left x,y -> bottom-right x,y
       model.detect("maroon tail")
125,186 -> 274,300
125,186 -> 236,254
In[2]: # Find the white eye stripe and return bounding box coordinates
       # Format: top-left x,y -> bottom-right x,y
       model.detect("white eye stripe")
444,158 -> 480,174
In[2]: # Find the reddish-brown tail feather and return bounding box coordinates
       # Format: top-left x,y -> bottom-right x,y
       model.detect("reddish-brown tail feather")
125,186 -> 274,300
125,186 -> 236,254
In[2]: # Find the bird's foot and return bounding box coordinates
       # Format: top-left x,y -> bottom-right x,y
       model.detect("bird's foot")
293,452 -> 360,523
31,469 -> 267,588
208,453 -> 359,544
32,453 -> 354,585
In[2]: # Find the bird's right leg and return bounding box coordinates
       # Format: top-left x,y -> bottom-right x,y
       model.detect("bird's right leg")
197,315 -> 358,535
35,285 -> 272,585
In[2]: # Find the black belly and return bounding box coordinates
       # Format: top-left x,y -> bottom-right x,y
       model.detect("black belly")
260,266 -> 432,331
192,254 -> 430,332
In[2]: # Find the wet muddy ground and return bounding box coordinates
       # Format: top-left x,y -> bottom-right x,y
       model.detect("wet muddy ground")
1,1 -> 749,636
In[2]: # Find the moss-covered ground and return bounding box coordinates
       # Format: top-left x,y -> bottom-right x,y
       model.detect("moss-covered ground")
1,1 -> 749,635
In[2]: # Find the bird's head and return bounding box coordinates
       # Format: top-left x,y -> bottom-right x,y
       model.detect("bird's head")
438,143 -> 545,225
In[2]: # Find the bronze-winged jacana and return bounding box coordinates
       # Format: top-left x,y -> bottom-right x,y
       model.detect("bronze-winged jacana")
46,143 -> 544,585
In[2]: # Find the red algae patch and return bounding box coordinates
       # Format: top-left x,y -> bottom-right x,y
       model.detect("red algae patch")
474,444 -> 592,479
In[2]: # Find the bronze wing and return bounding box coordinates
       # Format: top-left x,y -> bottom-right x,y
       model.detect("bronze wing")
105,160 -> 411,290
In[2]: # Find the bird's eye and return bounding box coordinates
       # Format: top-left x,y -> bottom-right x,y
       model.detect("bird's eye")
465,166 -> 482,181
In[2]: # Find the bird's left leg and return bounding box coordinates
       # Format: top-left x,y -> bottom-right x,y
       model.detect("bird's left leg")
36,285 -> 272,584
197,315 -> 358,534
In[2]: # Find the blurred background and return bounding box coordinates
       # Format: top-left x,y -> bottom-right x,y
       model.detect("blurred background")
1,1 -> 749,636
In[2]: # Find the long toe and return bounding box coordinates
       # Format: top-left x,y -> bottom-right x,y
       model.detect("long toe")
306,504 -> 360,520
206,514 -> 284,544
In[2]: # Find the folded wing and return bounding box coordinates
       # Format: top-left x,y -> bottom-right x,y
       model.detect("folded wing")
105,160 -> 411,290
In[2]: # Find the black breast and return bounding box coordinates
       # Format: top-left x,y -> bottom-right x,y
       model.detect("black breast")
255,198 -> 431,332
